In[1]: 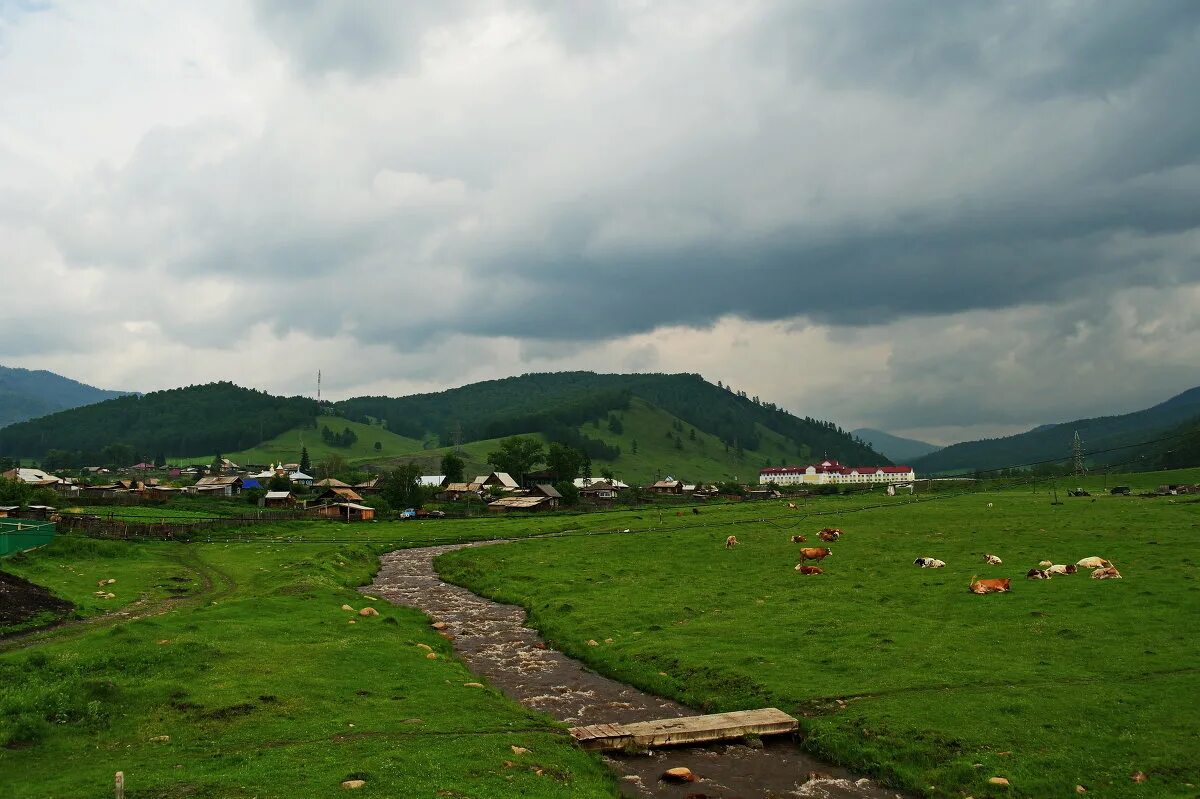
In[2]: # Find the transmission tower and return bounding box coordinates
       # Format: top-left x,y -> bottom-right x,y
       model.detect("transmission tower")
1072,429 -> 1085,476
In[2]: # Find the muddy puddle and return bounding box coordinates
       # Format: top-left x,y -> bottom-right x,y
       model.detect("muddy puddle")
368,543 -> 904,799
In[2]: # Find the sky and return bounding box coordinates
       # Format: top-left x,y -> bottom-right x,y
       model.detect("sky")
1,1 -> 1198,445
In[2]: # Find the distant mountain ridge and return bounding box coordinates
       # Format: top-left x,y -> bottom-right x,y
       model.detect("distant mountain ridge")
911,385 -> 1200,474
851,428 -> 942,463
0,366 -> 129,429
0,372 -> 887,481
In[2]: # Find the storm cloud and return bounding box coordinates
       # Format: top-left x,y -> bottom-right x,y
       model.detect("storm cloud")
0,1 -> 1197,443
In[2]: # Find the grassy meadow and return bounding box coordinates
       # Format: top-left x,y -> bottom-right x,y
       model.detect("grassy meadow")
0,535 -> 614,798
2,471 -> 1197,798
436,477 -> 1200,798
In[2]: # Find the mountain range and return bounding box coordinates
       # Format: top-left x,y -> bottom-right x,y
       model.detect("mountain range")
0,372 -> 884,484
850,428 -> 942,463
911,385 -> 1200,474
0,366 -> 129,429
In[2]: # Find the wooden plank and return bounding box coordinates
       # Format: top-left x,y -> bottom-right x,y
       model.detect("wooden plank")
568,708 -> 798,751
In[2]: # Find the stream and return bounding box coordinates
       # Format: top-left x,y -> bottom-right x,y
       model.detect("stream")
367,542 -> 905,799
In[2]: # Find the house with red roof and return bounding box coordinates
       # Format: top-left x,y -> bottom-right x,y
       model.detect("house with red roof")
759,459 -> 915,486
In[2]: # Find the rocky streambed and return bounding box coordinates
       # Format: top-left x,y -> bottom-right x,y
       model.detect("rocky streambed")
367,542 -> 904,798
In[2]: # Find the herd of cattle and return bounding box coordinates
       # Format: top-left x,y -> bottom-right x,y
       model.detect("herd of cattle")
722,526 -> 1123,592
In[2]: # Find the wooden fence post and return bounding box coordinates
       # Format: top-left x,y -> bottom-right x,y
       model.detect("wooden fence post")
114,771 -> 124,799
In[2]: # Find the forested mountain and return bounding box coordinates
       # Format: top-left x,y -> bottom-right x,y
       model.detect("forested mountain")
0,372 -> 883,477
0,366 -> 128,428
850,428 -> 942,463
0,382 -> 317,464
335,372 -> 883,465
911,385 -> 1200,474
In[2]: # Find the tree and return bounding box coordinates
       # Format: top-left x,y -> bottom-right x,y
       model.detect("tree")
608,414 -> 624,435
546,443 -> 583,483
211,452 -> 224,475
631,439 -> 639,455
554,480 -> 580,507
674,435 -> 683,450
299,447 -> 311,474
374,441 -> 382,452
268,473 -> 291,492
440,452 -> 465,483
154,451 -> 167,467
318,453 -> 347,480
382,462 -> 424,510
581,451 -> 592,480
486,436 -> 544,485
600,467 -> 615,480
689,428 -> 696,441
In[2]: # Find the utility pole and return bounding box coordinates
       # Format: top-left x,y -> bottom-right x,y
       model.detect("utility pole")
1072,430 -> 1085,478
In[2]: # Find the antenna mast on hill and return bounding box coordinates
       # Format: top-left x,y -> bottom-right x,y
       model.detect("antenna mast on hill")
1072,429 -> 1085,476
317,370 -> 322,404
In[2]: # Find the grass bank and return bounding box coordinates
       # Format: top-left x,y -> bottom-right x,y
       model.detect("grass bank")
0,537 -> 615,798
436,477 -> 1200,798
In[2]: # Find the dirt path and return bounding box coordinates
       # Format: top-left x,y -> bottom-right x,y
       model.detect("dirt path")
369,543 -> 906,799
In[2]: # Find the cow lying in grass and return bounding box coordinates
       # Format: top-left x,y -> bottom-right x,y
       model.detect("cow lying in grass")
818,528 -> 842,542
790,534 -> 807,544
1092,566 -> 1122,579
1046,564 -> 1078,576
1026,568 -> 1051,580
796,565 -> 824,575
913,557 -> 946,568
725,535 -> 739,549
1077,556 -> 1111,569
969,577 -> 1012,594
984,553 -> 1003,566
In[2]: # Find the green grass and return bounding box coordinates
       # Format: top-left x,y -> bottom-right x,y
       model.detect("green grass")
0,537 -> 615,798
216,416 -> 425,467
436,473 -> 1200,798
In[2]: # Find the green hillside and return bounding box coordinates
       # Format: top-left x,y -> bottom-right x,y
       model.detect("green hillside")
0,365 -> 129,429
913,384 -> 1200,474
216,417 -> 424,467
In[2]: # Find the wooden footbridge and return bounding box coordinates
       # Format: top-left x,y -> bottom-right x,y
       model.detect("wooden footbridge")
568,707 -> 798,751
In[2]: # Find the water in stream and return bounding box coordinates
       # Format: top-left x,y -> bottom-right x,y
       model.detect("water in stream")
367,543 -> 905,799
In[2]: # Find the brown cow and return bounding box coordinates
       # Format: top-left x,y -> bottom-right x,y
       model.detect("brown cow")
797,547 -> 831,565
969,576 -> 1012,594
797,565 -> 824,575
1092,566 -> 1122,579
818,528 -> 842,542
725,535 -> 739,549
790,534 -> 807,543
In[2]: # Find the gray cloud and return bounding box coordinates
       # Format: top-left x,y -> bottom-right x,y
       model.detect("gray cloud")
1,0 -> 1198,441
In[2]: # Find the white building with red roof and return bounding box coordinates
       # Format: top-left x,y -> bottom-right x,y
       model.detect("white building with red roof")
758,459 -> 915,486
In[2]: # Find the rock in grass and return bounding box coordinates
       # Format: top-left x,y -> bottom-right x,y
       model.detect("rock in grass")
149,735 -> 170,742
586,639 -> 599,646
340,779 -> 366,789
341,604 -> 354,611
347,620 -> 356,625
661,767 -> 696,783
416,643 -> 433,651
989,776 -> 1010,786
425,652 -> 437,660
511,745 -> 529,755
1076,785 -> 1087,793
431,621 -> 448,630
358,607 -> 380,617
464,682 -> 484,688
1132,771 -> 1147,783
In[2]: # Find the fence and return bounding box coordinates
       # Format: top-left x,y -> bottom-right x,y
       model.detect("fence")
56,509 -> 318,540
0,519 -> 56,557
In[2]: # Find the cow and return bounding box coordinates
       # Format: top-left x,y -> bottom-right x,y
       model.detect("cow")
797,546 -> 831,565
790,534 -> 807,543
1038,560 -> 1054,568
1077,556 -> 1111,569
788,502 -> 797,510
914,557 -> 946,568
796,565 -> 824,575
1092,566 -> 1122,580
692,507 -> 701,515
817,527 -> 842,541
725,535 -> 739,549
1046,564 -> 1078,576
1026,568 -> 1051,580
984,554 -> 1003,566
969,577 -> 1012,594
